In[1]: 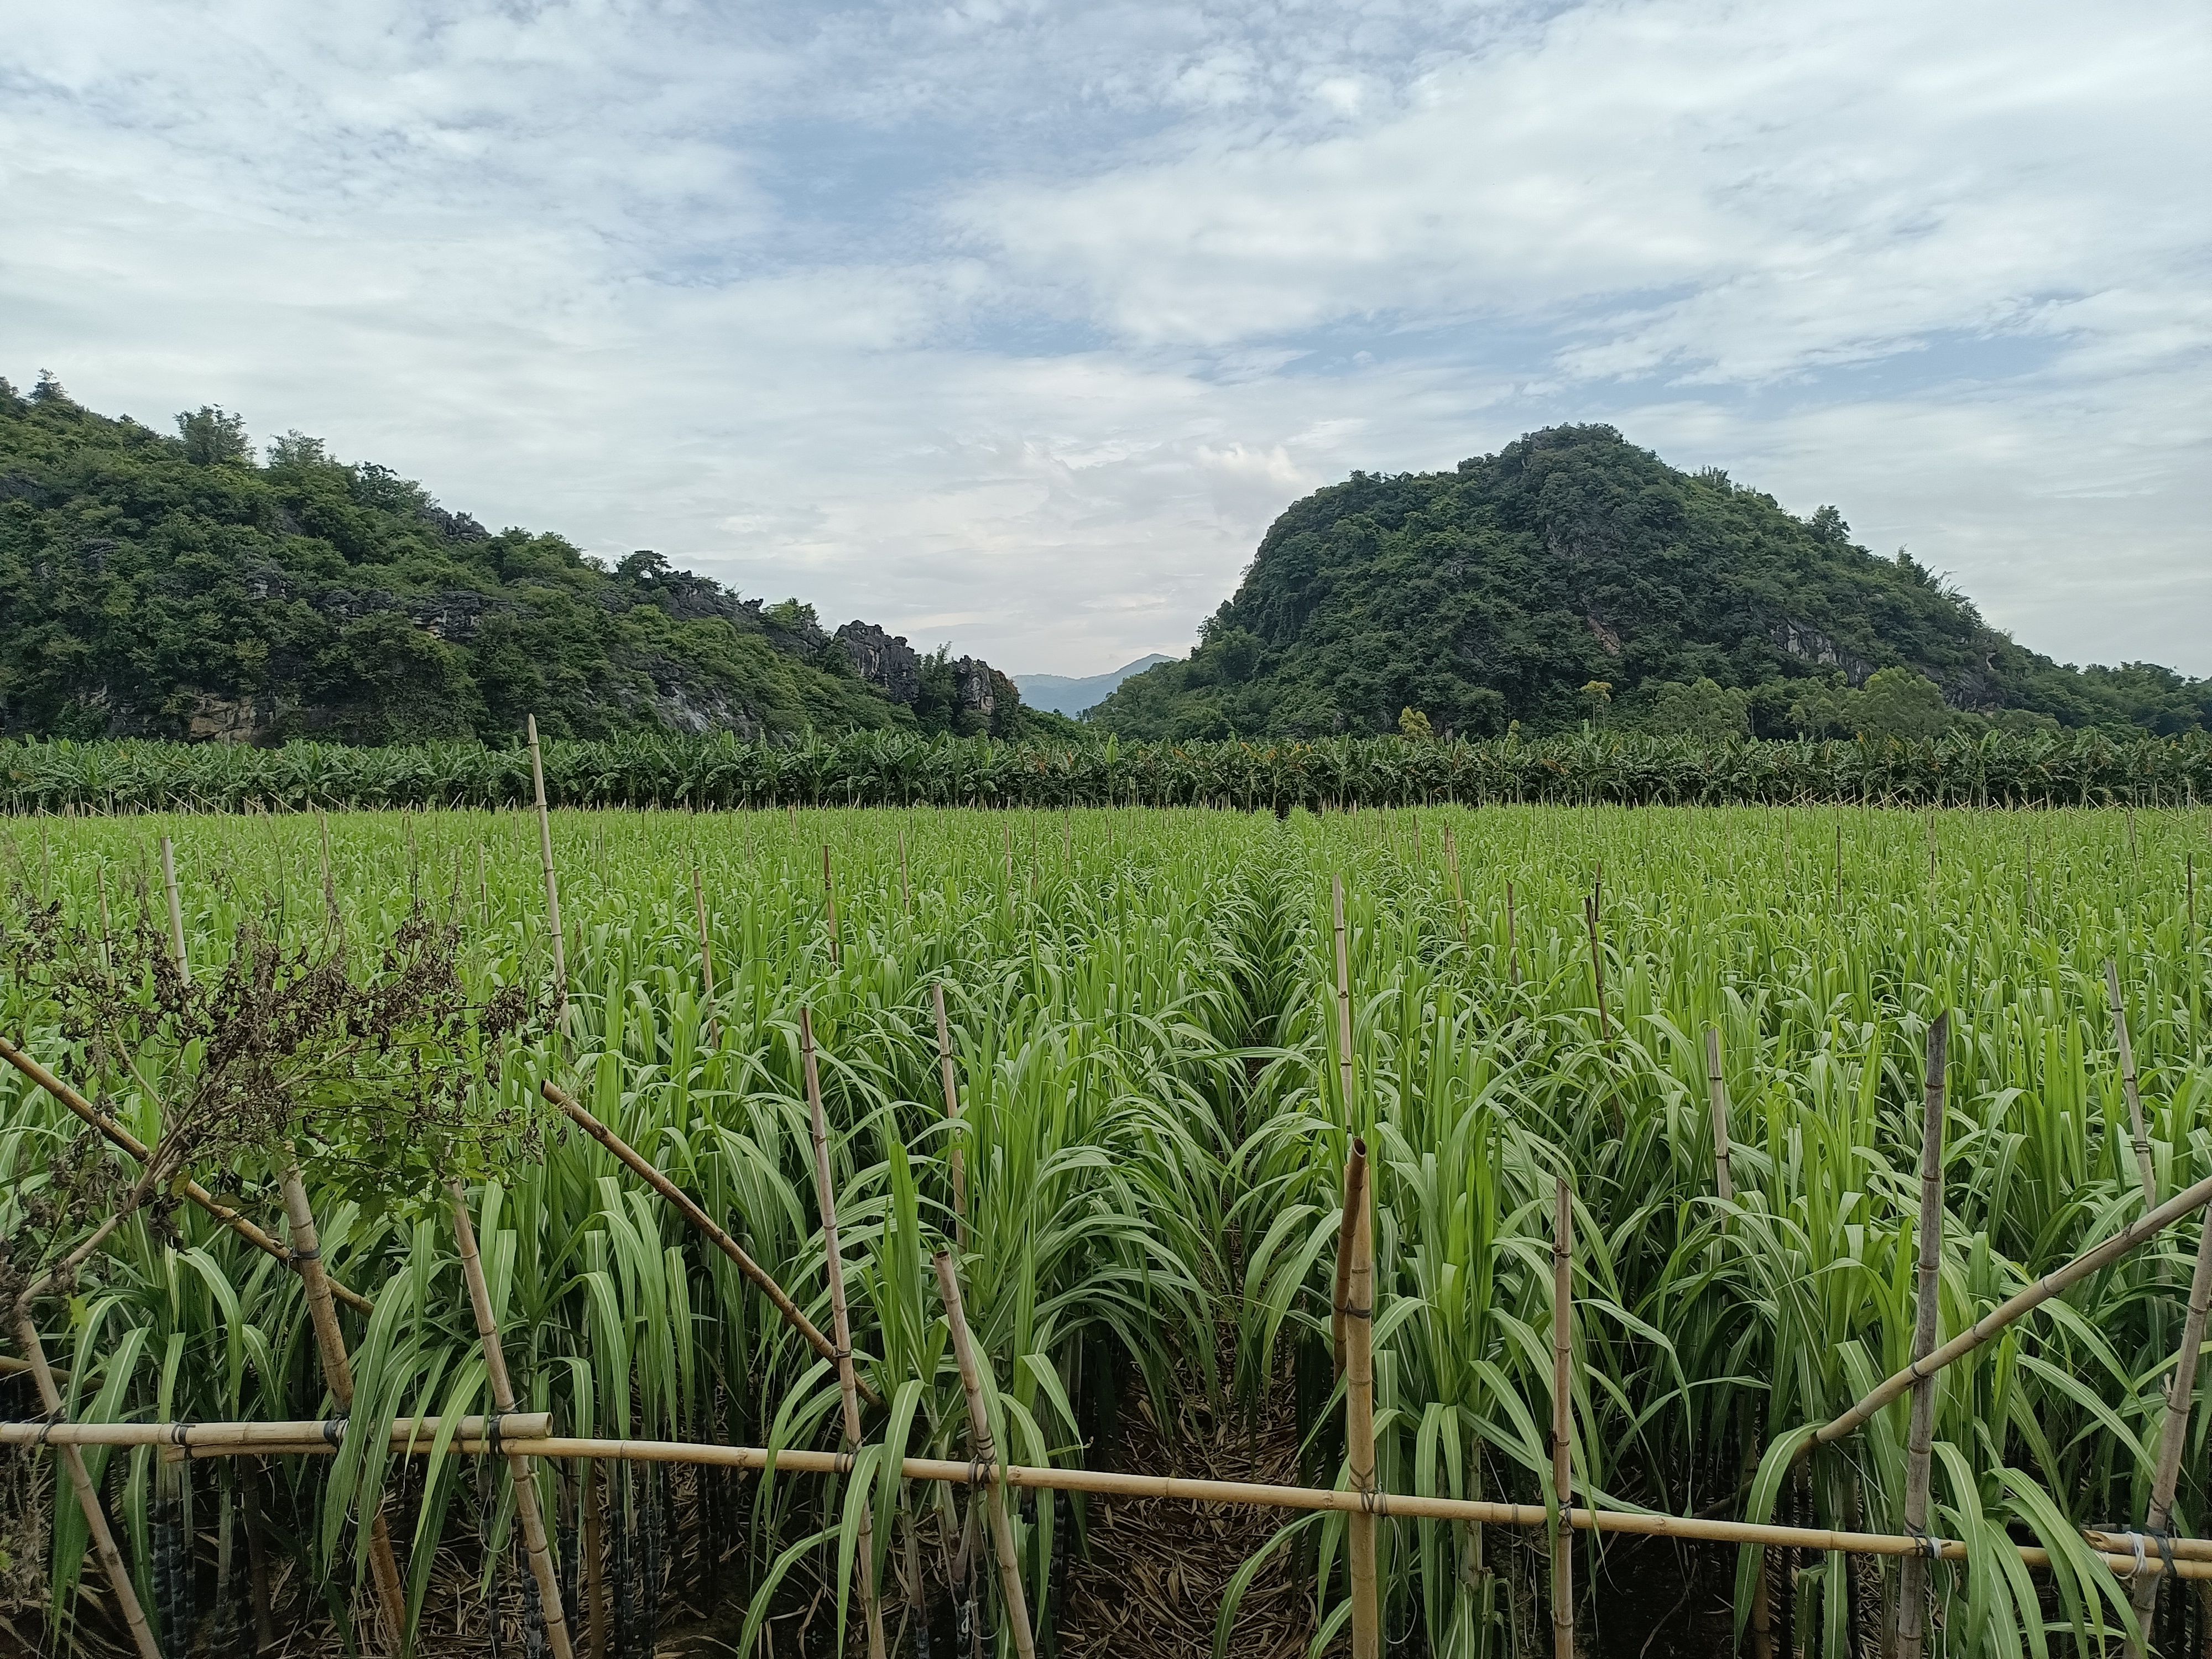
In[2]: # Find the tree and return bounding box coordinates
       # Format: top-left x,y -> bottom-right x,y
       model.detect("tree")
176,405 -> 253,466
1397,706 -> 1433,741
1647,677 -> 1748,739
1854,666 -> 1952,740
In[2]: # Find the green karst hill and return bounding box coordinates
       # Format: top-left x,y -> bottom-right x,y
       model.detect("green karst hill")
1089,424 -> 2209,741
0,375 -> 1055,744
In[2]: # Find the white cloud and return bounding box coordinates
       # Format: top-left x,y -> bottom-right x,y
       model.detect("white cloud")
1,0 -> 2205,679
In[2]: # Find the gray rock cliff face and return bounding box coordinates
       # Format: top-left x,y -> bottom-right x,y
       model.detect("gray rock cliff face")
835,622 -> 922,705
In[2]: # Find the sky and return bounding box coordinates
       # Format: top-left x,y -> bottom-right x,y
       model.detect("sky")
4,1 -> 2208,679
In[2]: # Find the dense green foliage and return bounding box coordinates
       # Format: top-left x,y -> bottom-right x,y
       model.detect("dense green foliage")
1090,425 -> 2212,742
0,377 -> 1044,745
6,726 -> 2210,815
4,805 -> 2209,1657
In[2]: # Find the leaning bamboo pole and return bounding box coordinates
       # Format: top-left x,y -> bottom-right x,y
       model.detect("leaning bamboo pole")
0,1034 -> 374,1314
1702,1026 -> 1735,1204
1806,1164 -> 2212,1454
2127,1211 -> 2212,1651
525,714 -> 568,1031
41,1421 -> 2212,1579
2106,959 -> 2159,1208
1551,1176 -> 1576,1659
1342,1141 -> 1381,1659
2,1415 -> 551,1451
159,835 -> 189,984
9,1311 -> 160,1659
933,983 -> 968,1248
1896,1012 -> 1948,1659
933,1251 -> 1037,1659
280,1166 -> 409,1644
537,1078 -> 877,1402
447,1178 -> 576,1659
800,1008 -> 886,1659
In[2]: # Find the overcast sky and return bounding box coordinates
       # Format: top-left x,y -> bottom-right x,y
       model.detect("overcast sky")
6,1 -> 2207,678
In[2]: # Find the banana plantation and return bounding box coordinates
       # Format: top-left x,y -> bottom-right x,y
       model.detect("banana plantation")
3,800 -> 2210,1657
5,726 -> 2211,816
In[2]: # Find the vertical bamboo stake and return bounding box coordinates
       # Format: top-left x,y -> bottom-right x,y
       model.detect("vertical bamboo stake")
932,1252 -> 1037,1659
1332,1135 -> 1366,1383
1702,1026 -> 1735,1204
1446,828 -> 1468,952
801,1010 -> 886,1659
1342,1140 -> 1381,1659
900,829 -> 911,915
10,1311 -> 160,1659
933,984 -> 968,1249
477,842 -> 489,932
2129,1214 -> 2212,1652
690,863 -> 717,1048
281,1166 -> 409,1643
2107,960 -> 2160,1208
526,716 -> 569,1031
1331,875 -> 1359,1381
1505,879 -> 1522,988
1551,1176 -> 1575,1659
1582,881 -> 1611,1045
160,835 -> 189,984
1896,1011 -> 1949,1659
447,1179 -> 576,1659
823,846 -> 842,969
318,811 -> 341,937
1333,876 -> 1356,1124
584,1466 -> 606,1659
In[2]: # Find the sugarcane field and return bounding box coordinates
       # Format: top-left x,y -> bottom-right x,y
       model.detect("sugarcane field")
3,787 -> 2210,1659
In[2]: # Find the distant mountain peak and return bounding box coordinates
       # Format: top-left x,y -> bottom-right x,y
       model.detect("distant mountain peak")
1013,654 -> 1174,717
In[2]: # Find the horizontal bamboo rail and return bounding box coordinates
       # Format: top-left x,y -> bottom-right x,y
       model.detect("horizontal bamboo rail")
539,1077 -> 883,1407
0,1032 -> 373,1316
1808,1168 -> 2212,1452
0,1413 -> 551,1451
61,1422 -> 2208,1580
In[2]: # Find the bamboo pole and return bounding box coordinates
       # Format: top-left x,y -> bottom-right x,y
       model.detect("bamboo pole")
800,1008 -> 886,1659
933,983 -> 968,1248
1552,1176 -> 1576,1659
1808,1164 -> 2212,1454
1896,1011 -> 1948,1659
2106,959 -> 2159,1208
159,835 -> 189,983
1582,881 -> 1610,1045
9,1312 -> 160,1659
1702,1027 -> 1735,1204
899,828 -> 911,915
1333,874 -> 1356,1123
318,811 -> 341,938
447,1179 -> 576,1659
50,1423 -> 2212,1579
933,1251 -> 1037,1659
537,1079 -> 877,1404
526,714 -> 568,1031
1447,828 -> 1469,952
1342,1140 -> 1381,1659
2128,1212 -> 2212,1651
1,1415 -> 551,1450
281,1166 -> 409,1645
1505,879 -> 1522,988
0,1034 -> 374,1314
823,846 -> 842,969
1331,886 -> 1358,1379
690,862 -> 717,1048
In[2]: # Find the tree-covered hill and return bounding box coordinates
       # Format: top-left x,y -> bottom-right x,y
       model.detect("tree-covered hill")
0,375 -> 1053,744
1090,425 -> 2210,741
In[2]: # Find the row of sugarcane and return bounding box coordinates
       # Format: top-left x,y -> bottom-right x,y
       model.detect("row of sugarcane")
4,787 -> 2212,1655
12,997 -> 2212,1659
7,723 -> 2212,815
